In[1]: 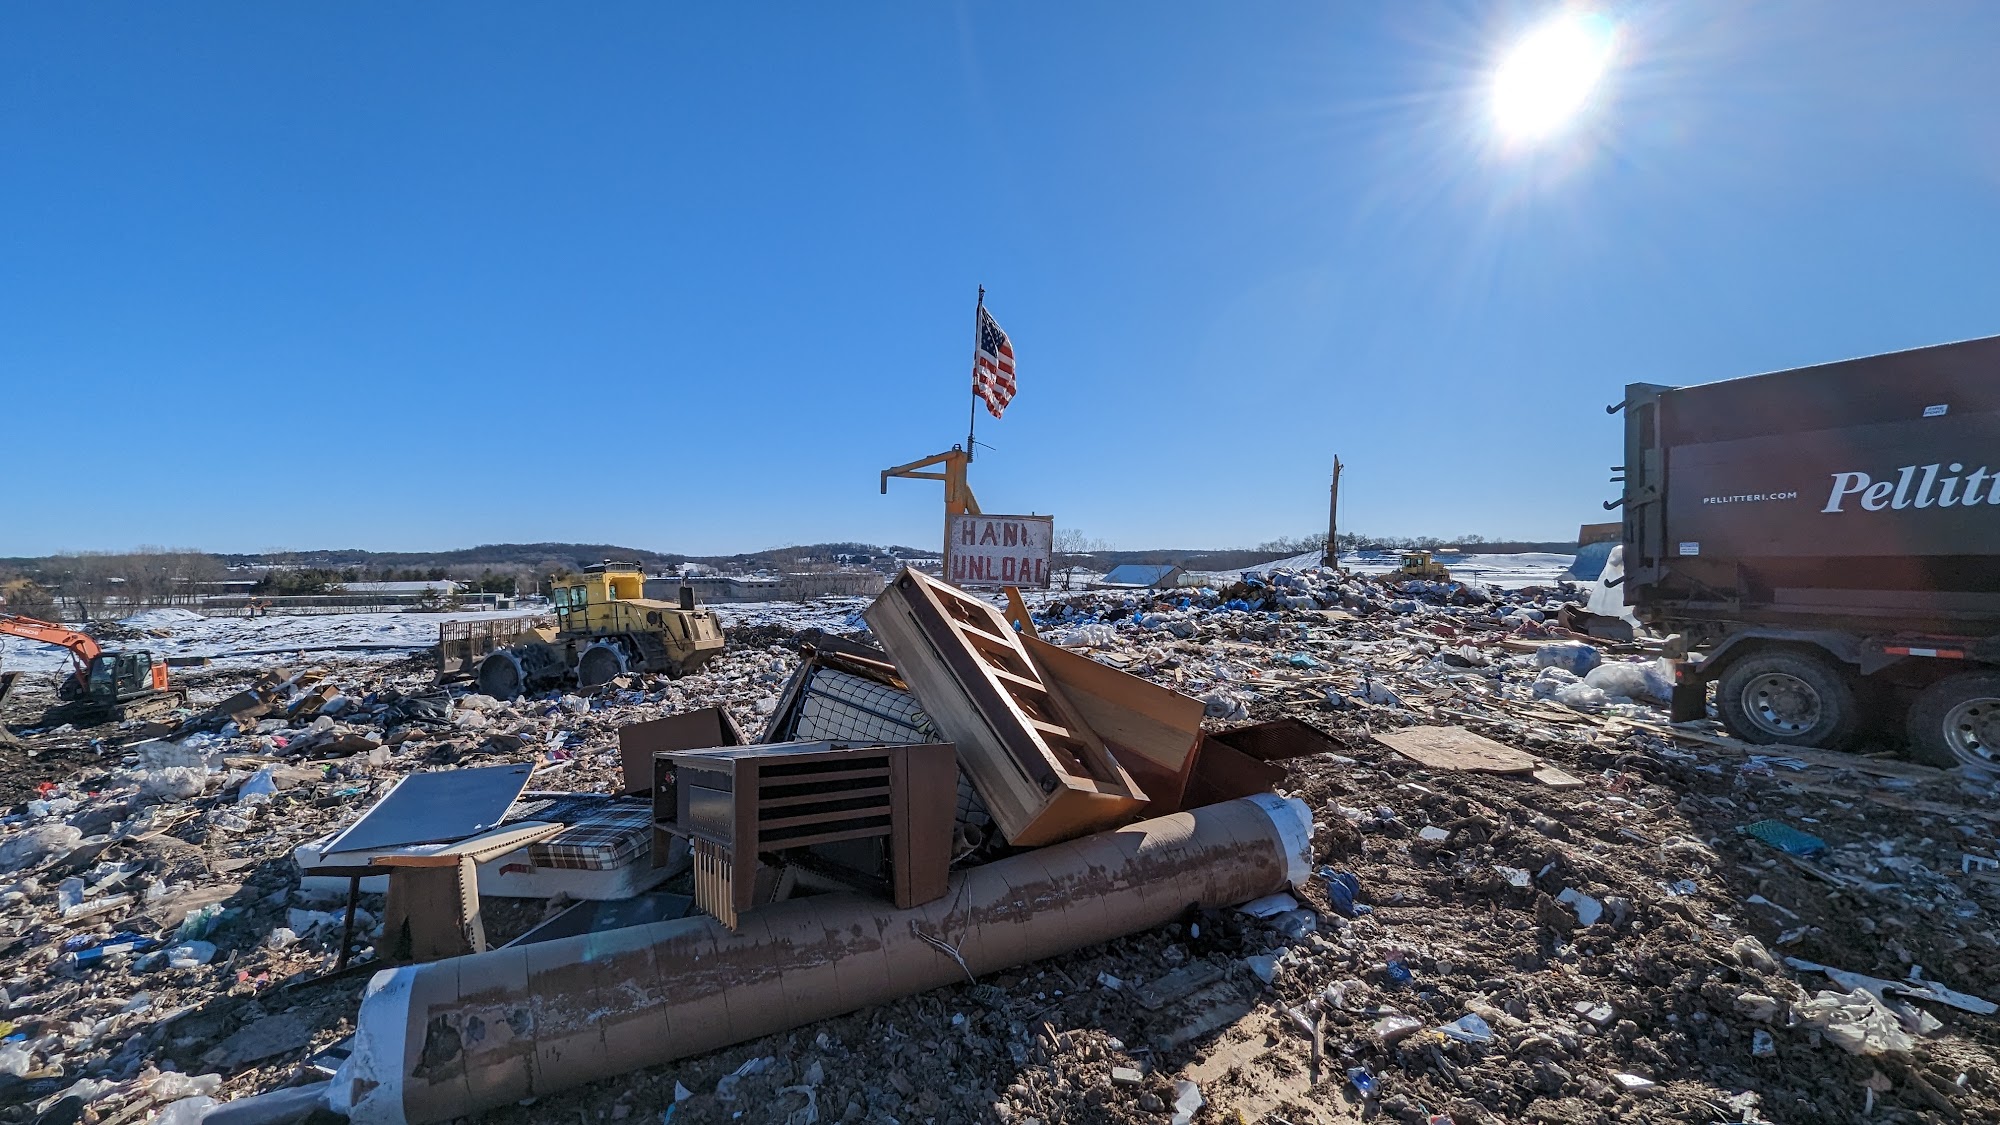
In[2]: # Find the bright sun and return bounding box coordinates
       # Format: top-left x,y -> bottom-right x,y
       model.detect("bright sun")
1490,10 -> 1618,143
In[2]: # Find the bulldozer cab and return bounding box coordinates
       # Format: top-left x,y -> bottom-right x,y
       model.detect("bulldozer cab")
551,564 -> 646,636
87,650 -> 162,703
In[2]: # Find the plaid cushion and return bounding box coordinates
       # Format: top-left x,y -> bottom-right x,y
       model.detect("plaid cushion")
505,795 -> 652,871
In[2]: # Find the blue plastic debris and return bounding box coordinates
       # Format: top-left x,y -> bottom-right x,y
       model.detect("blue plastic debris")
1288,653 -> 1321,669
1314,867 -> 1370,917
1347,1067 -> 1378,1097
1384,961 -> 1414,986
1741,819 -> 1829,857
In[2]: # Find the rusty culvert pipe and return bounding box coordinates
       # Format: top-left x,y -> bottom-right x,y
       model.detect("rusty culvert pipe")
328,794 -> 1312,1125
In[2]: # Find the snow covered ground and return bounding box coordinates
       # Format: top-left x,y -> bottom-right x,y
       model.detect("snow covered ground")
0,599 -> 878,680
1214,550 -> 1576,590
0,555 -> 1574,684
0,607 -> 552,677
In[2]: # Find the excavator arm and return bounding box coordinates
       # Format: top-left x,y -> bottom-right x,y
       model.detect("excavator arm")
0,613 -> 102,677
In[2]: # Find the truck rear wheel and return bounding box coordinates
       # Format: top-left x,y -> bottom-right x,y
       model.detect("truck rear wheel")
1716,650 -> 1860,749
1904,671 -> 2000,769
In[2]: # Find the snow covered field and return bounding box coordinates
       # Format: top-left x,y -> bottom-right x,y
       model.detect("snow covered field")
0,607 -> 547,677
0,599 -> 876,679
1215,549 -> 1576,590
0,554 -> 1574,683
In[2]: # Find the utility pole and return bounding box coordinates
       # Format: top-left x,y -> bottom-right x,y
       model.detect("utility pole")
1326,455 -> 1343,570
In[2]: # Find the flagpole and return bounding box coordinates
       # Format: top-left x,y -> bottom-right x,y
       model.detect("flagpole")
967,285 -> 984,463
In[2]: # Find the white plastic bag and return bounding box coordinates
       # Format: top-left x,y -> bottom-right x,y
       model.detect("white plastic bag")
237,767 -> 278,806
1583,659 -> 1674,705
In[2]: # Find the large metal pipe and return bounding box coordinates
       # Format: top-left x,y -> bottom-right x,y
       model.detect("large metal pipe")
329,794 -> 1311,1125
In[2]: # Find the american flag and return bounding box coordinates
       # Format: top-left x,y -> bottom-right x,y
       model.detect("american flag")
972,305 -> 1017,419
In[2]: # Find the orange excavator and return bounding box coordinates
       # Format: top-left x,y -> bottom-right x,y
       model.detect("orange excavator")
0,613 -> 186,724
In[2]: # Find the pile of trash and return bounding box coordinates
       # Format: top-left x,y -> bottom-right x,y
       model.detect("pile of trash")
1,560 -> 1996,1125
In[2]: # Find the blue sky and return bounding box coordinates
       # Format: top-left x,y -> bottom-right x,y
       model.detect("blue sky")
6,3 -> 1998,557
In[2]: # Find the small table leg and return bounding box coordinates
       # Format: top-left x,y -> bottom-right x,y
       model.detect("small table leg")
336,875 -> 361,970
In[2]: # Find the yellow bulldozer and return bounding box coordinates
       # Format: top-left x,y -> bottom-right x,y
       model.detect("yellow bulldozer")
1392,551 -> 1452,582
467,563 -> 726,699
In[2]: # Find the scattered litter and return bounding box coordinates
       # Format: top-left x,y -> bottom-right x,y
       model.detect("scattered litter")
1373,1014 -> 1423,1044
1439,1013 -> 1494,1045
1316,868 -> 1370,916
1611,1073 -> 1657,1092
1556,888 -> 1604,927
1741,819 -> 1829,857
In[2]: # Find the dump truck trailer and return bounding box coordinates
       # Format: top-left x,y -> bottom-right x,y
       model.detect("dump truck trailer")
1617,334 -> 2000,768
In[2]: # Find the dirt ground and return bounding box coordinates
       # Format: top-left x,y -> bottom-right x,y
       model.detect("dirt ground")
3,588 -> 1998,1125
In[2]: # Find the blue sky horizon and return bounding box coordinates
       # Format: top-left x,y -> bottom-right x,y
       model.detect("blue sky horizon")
7,3 -> 1999,558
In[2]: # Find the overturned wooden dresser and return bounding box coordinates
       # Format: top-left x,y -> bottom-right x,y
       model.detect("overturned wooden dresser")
654,739 -> 957,928
865,568 -> 1148,846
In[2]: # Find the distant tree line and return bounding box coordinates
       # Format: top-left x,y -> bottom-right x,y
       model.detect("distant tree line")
1258,532 -> 1577,555
0,549 -> 223,620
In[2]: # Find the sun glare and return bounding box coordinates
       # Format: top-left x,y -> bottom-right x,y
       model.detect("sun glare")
1490,10 -> 1618,143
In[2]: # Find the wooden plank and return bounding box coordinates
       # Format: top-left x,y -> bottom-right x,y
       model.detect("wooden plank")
1372,726 -> 1537,774
1532,765 -> 1586,789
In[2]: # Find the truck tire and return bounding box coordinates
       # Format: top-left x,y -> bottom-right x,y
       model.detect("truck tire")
1904,670 -> 2000,769
1715,650 -> 1861,749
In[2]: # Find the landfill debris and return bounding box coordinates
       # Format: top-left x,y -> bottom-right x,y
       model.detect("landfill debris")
1741,818 -> 1830,857
1438,1013 -> 1494,1045
1555,886 -> 1604,927
2,560 -> 1997,1124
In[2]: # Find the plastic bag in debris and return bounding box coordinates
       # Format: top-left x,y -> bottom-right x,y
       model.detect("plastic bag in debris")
381,689 -> 453,726
1356,679 -> 1402,707
715,1056 -> 774,1101
139,767 -> 208,801
1201,691 -> 1250,721
1534,641 -> 1602,677
1044,623 -> 1117,647
0,1043 -> 30,1077
1530,668 -> 1579,698
288,907 -> 346,935
148,1072 -> 223,1101
178,905 -> 228,940
166,941 -> 218,969
1584,659 -> 1674,705
237,768 -> 278,806
0,824 -> 82,872
1795,988 -> 1916,1055
456,694 -> 505,713
1554,682 -> 1611,710
154,1095 -> 218,1125
134,739 -> 210,771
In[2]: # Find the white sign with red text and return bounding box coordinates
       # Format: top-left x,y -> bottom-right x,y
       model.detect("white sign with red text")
946,514 -> 1053,589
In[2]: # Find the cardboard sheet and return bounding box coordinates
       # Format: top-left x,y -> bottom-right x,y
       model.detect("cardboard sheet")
618,706 -> 744,795
1372,726 -> 1537,774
